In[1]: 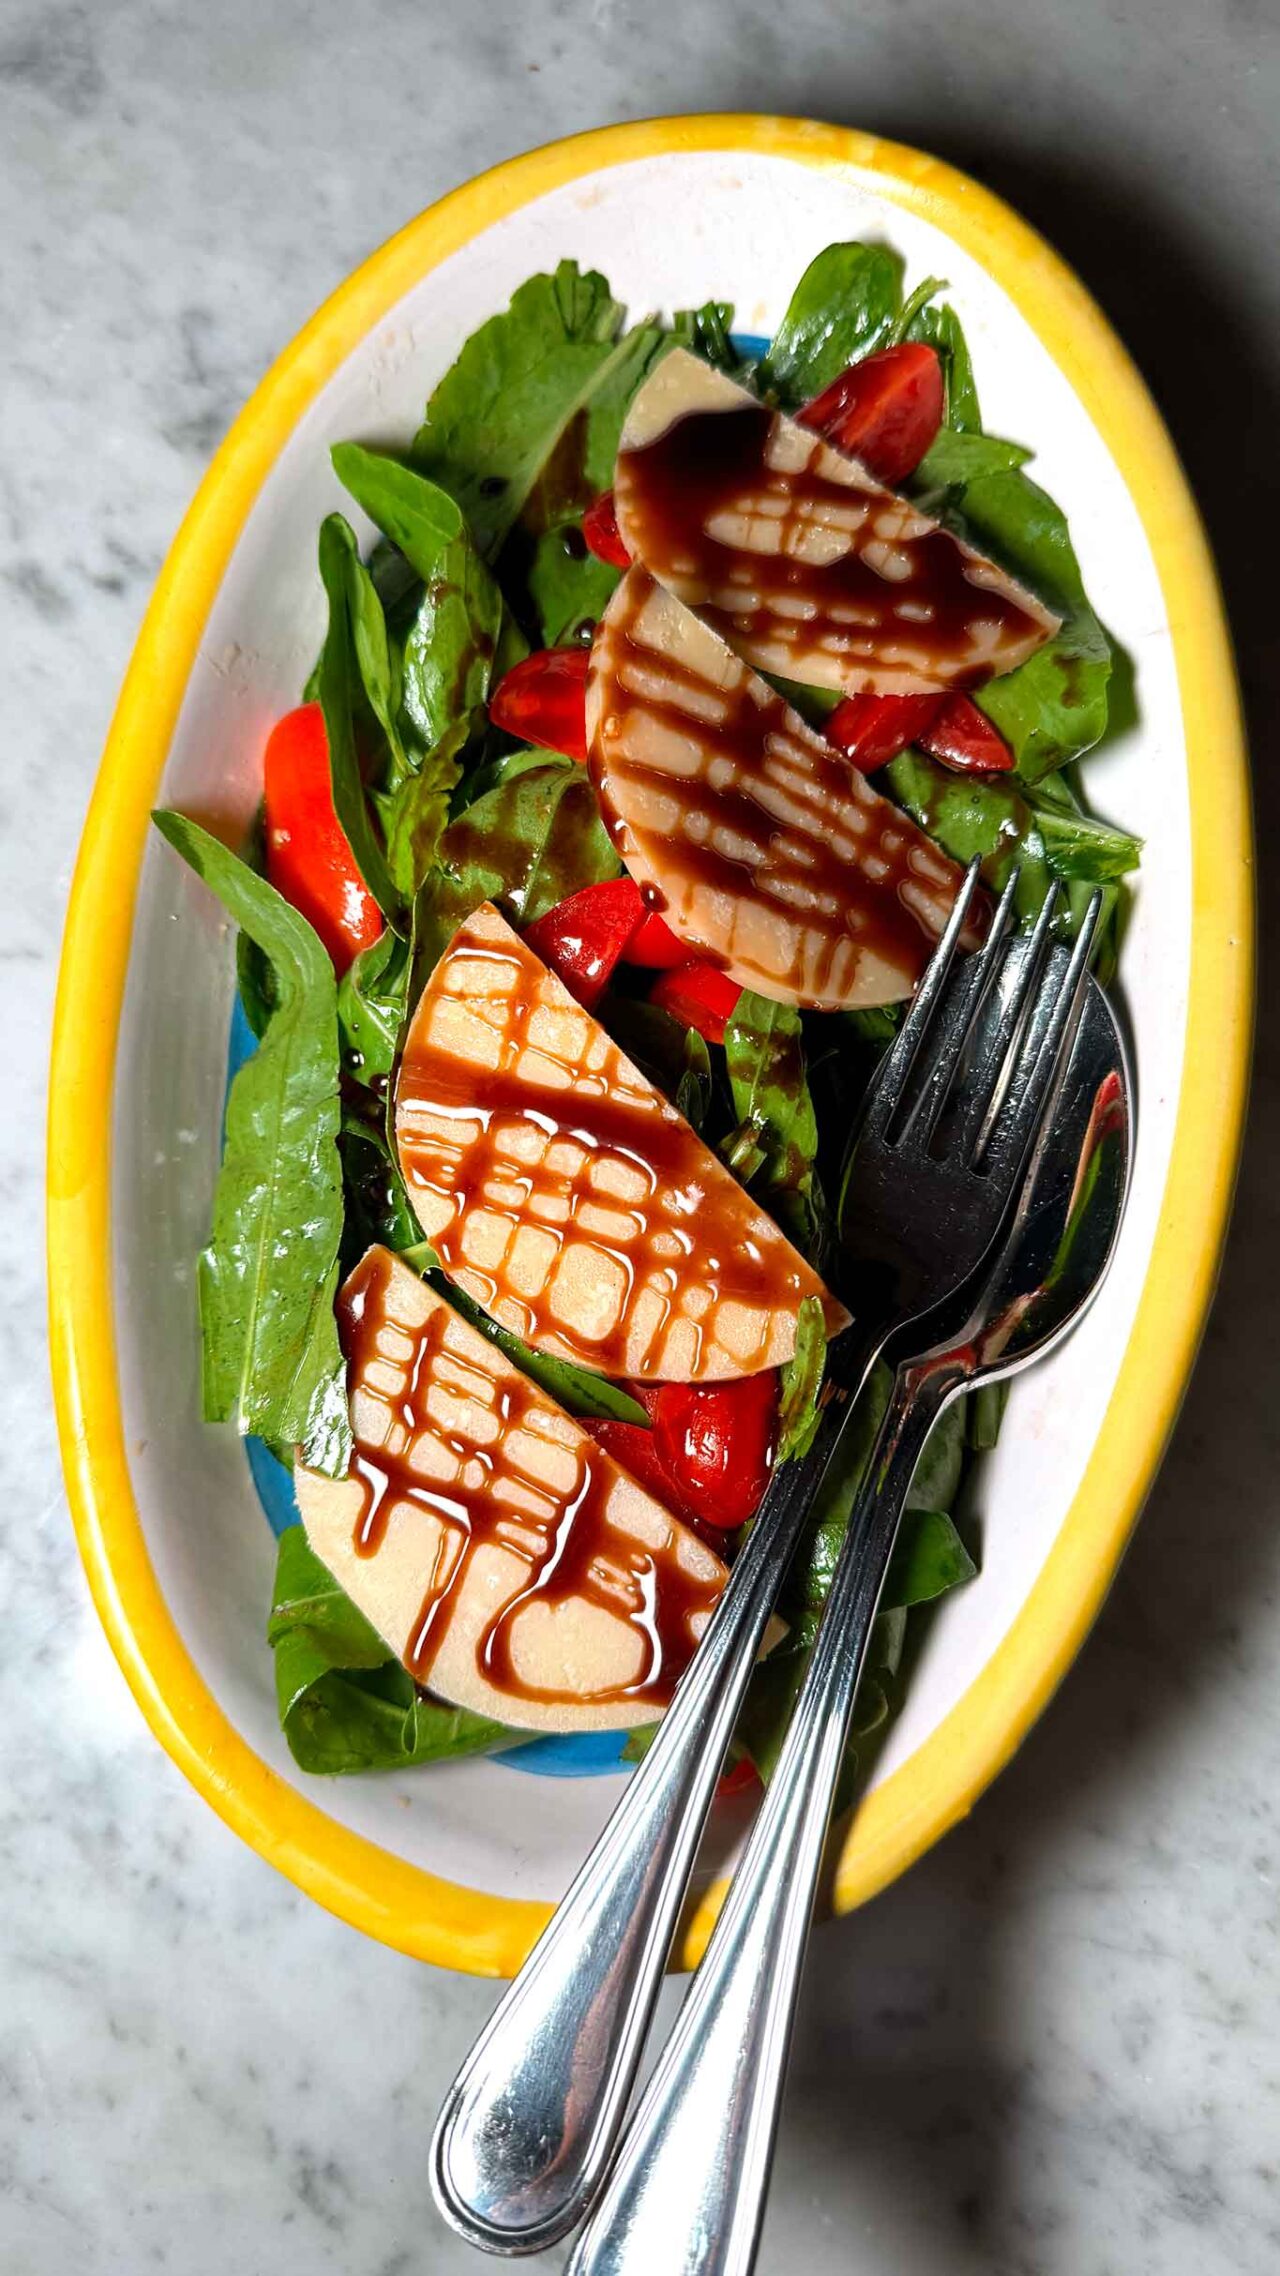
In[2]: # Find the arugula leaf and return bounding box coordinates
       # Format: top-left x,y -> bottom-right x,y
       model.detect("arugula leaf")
906,300 -> 981,431
337,927 -> 411,1083
1027,769 -> 1143,881
268,1529 -> 511,1773
776,1296 -> 827,1464
883,1508 -> 977,1608
723,990 -> 824,1258
152,813 -> 350,1476
954,468 -> 1112,778
414,261 -> 634,559
381,711 -> 474,901
603,1000 -> 713,1131
417,758 -> 620,968
338,1106 -> 421,1267
331,446 -> 504,754
760,242 -> 903,406
913,427 -> 1032,489
316,515 -> 400,914
672,300 -> 740,373
525,532 -> 619,649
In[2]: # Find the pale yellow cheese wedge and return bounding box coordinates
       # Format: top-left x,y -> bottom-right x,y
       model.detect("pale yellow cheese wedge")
587,568 -> 984,1009
614,348 -> 1059,695
294,1247 -> 731,1733
394,903 -> 848,1379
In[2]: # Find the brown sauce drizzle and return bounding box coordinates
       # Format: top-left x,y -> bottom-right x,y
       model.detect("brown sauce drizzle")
336,1248 -> 723,1708
616,400 -> 1052,691
589,569 -> 985,1007
395,910 -> 833,1379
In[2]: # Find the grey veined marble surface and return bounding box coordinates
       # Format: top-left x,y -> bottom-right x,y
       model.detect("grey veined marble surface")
5,2 -> 1280,2271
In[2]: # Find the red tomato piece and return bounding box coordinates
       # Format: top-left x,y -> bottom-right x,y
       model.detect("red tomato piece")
825,692 -> 946,771
919,694 -> 1015,774
582,489 -> 631,569
489,648 -> 590,763
798,341 -> 945,486
651,1373 -> 777,1531
624,907 -> 691,970
648,962 -> 742,1047
263,702 -> 383,974
522,877 -> 645,1009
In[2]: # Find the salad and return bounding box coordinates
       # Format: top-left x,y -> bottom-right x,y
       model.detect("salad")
154,241 -> 1139,1790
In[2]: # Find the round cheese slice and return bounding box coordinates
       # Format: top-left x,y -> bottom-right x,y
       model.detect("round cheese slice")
613,348 -> 1059,696
394,901 -> 849,1380
293,1246 -> 730,1734
587,567 -> 984,1009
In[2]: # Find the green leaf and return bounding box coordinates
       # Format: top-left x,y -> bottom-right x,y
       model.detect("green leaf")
672,300 -> 741,373
1025,770 -> 1142,882
913,427 -> 1032,488
316,515 -> 400,915
883,1507 -> 977,1608
953,468 -> 1113,778
337,927 -> 411,1083
603,1001 -> 713,1131
906,300 -> 981,431
152,814 -> 350,1475
723,990 -> 824,1258
760,242 -> 903,406
524,529 -> 620,649
380,711 -> 475,900
417,758 -> 620,969
776,1296 -> 827,1464
268,1529 -> 512,1773
337,1105 -> 422,1266
331,448 -> 504,753
413,261 -> 630,559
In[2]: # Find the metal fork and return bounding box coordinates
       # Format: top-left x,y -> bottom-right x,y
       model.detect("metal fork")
431,869 -> 1094,2257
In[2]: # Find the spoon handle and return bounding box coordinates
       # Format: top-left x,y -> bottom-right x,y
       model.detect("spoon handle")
567,1359 -> 959,2276
431,1348 -> 876,2256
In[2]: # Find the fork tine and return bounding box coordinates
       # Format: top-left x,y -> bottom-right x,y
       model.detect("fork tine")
948,879 -> 1062,1161
979,892 -> 1104,1175
896,868 -> 1021,1150
860,858 -> 984,1141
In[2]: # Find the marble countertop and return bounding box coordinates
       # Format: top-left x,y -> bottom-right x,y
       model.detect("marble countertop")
6,3 -> 1278,2270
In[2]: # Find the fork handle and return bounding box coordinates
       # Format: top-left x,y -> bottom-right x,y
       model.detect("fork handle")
431,1342 -> 878,2256
566,1357 -> 960,2276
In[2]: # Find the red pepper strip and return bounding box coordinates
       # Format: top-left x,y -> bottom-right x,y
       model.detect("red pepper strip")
582,489 -> 631,569
918,694 -> 1015,774
827,690 -> 1014,776
648,962 -> 742,1047
623,907 -> 691,970
522,877 -> 645,1009
651,1374 -> 778,1532
826,691 -> 946,771
263,702 -> 383,975
798,341 -> 945,486
489,647 -> 590,763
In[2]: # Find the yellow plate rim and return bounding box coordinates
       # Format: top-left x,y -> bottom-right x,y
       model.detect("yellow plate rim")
48,114 -> 1253,1977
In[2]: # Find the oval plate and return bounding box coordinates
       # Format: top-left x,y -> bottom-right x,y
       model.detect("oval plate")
48,117 -> 1251,1976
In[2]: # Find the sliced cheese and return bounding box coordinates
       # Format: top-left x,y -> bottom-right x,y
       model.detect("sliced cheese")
587,568 -> 984,1009
614,348 -> 1059,696
394,902 -> 847,1379
294,1246 -> 729,1733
